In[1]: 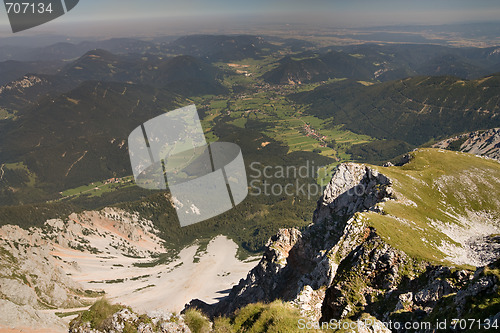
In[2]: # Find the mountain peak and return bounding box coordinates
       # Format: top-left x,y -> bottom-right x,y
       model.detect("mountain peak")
187,149 -> 500,324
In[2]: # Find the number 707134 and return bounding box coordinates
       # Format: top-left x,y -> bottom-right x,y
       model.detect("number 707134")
5,2 -> 54,14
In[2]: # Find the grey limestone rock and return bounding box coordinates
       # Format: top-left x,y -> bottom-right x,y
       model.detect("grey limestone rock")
187,163 -> 395,320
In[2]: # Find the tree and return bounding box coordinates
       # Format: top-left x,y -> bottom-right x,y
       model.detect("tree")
327,139 -> 337,149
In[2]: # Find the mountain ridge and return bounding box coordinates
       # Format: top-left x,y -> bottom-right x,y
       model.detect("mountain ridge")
0,80 -> 186,195
264,43 -> 500,85
186,149 -> 500,328
433,127 -> 500,160
291,74 -> 500,146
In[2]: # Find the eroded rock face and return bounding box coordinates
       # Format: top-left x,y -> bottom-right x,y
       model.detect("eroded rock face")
321,230 -> 412,321
314,164 -> 393,223
433,127 -> 500,160
0,225 -> 85,309
187,163 -> 394,320
0,299 -> 68,333
0,278 -> 39,306
318,229 -> 488,327
0,207 -> 164,331
187,161 -> 500,331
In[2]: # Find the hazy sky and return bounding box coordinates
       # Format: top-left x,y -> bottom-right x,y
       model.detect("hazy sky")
59,0 -> 500,22
2,0 -> 500,37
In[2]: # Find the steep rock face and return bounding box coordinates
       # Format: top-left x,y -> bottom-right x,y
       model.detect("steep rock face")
317,175 -> 500,329
433,127 -> 500,160
187,163 -> 394,320
319,229 -> 475,323
187,158 -> 500,330
0,299 -> 68,332
322,253 -> 500,333
0,207 -> 165,331
0,224 -> 85,309
314,163 -> 392,222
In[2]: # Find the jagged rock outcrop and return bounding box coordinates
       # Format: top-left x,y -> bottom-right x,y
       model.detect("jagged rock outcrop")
0,207 -> 164,332
319,229 -> 482,325
69,308 -> 192,333
433,127 -> 500,160
186,163 -> 394,320
314,163 -> 393,222
186,159 -> 500,331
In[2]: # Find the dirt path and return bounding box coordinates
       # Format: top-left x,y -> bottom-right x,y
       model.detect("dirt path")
65,151 -> 88,177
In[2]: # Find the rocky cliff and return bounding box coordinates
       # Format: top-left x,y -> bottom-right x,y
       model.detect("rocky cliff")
187,163 -> 395,320
69,303 -> 193,333
433,127 -> 500,160
187,148 -> 500,331
0,207 -> 165,331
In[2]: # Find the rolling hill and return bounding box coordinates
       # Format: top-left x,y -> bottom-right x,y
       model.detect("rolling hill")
0,60 -> 63,86
0,81 -> 186,195
291,74 -> 500,146
164,35 -> 277,62
0,74 -> 78,112
262,51 -> 375,84
59,50 -> 227,95
263,44 -> 500,84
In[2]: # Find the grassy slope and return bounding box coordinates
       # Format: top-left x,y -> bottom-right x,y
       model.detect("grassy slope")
364,148 -> 500,265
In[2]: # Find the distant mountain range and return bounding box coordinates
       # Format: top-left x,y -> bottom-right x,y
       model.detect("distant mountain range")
0,49 -> 227,114
164,35 -> 278,62
1,33 -> 499,210
0,37 -> 160,62
0,35 -> 282,63
59,50 -> 227,95
263,44 -> 500,84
